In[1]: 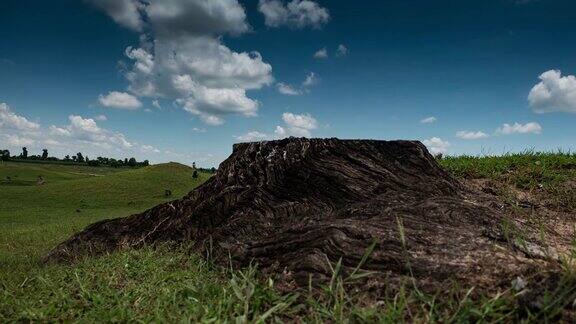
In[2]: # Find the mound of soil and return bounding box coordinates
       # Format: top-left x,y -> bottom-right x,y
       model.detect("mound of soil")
46,138 -> 555,292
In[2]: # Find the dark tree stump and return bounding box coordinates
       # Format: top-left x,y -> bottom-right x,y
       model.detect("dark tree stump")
45,138 -> 555,292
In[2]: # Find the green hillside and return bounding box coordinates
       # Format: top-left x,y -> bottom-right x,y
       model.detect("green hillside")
0,162 -> 209,276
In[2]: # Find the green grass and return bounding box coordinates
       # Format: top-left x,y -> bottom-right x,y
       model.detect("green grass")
0,162 -> 209,279
440,150 -> 576,190
1,157 -> 576,322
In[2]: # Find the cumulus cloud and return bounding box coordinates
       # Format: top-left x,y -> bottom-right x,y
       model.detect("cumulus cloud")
422,137 -> 450,155
145,0 -> 250,38
141,144 -> 160,153
98,91 -> 142,110
86,0 -> 144,31
89,0 -> 274,125
420,116 -> 437,124
496,122 -> 542,135
235,112 -> 320,142
455,130 -> 489,140
275,112 -> 318,137
234,131 -> 269,142
176,81 -> 259,125
336,44 -> 348,57
0,102 -> 222,165
0,103 -> 40,131
528,70 -> 576,113
3,134 -> 35,147
94,114 -> 108,121
314,48 -> 328,59
276,72 -> 319,95
258,0 -> 330,29
303,72 -> 319,87
0,102 -> 166,162
276,82 -> 301,95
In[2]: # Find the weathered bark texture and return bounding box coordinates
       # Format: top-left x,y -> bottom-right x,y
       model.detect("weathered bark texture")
45,138 -> 552,291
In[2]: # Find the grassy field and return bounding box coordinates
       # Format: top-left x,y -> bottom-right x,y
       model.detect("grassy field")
0,162 -> 209,278
1,155 -> 576,322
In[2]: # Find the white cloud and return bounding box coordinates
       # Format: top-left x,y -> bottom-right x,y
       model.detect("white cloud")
177,82 -> 259,125
422,137 -> 450,155
239,112 -> 320,141
234,131 -> 269,142
98,91 -> 142,110
0,103 -> 40,131
94,114 -> 108,121
282,112 -> 318,129
146,0 -> 250,38
86,0 -> 144,31
192,127 -> 206,133
90,0 -> 274,125
314,48 -> 328,59
277,72 -> 319,95
152,99 -> 162,109
49,125 -> 71,137
528,70 -> 576,113
420,116 -> 437,124
456,130 -> 489,140
68,115 -> 102,134
258,0 -> 330,29
275,112 -> 318,137
276,82 -> 301,95
496,122 -> 542,135
302,72 -> 319,87
2,113 -> 135,156
3,134 -> 35,147
0,103 -> 184,164
141,144 -> 160,153
336,44 -> 348,57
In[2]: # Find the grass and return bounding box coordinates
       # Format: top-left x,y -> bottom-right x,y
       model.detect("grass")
0,161 -> 209,279
440,150 -> 576,190
440,150 -> 576,212
1,156 -> 576,322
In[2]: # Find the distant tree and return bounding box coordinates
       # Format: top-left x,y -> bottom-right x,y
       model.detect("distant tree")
127,157 -> 137,167
0,150 -> 10,161
41,149 -> 48,160
21,147 -> 28,159
124,158 -> 128,165
192,162 -> 196,169
142,160 -> 149,166
210,167 -> 216,173
85,156 -> 89,163
192,170 -> 198,178
72,155 -> 77,162
76,152 -> 84,163
64,155 -> 71,161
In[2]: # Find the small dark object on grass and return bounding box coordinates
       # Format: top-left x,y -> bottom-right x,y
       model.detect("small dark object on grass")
36,176 -> 45,185
75,209 -> 81,213
165,189 -> 172,197
192,170 -> 198,178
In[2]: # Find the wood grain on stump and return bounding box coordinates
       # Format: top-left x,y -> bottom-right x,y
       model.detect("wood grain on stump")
45,138 -> 554,292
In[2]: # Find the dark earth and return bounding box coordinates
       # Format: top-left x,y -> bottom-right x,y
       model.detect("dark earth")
46,138 -> 564,297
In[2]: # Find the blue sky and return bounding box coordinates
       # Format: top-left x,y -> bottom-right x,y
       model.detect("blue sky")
1,0 -> 576,167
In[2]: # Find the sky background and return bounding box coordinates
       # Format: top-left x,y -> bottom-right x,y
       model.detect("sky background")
1,0 -> 576,167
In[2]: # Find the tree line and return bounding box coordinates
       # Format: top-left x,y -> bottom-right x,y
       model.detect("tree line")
0,147 -> 149,168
